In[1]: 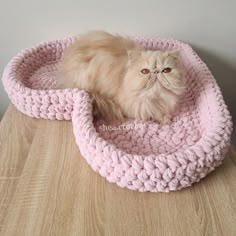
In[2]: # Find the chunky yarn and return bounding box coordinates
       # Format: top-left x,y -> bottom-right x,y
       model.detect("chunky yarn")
2,37 -> 233,192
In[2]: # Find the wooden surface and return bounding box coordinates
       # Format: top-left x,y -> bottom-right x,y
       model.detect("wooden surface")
0,104 -> 236,236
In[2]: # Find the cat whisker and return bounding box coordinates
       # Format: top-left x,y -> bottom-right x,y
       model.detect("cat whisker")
161,74 -> 171,86
161,76 -> 169,85
162,74 -> 186,89
158,78 -> 170,89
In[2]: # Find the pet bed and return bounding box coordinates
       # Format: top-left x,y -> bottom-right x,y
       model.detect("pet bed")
2,37 -> 233,192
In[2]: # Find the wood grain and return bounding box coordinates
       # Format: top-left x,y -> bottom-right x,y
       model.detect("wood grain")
0,104 -> 236,236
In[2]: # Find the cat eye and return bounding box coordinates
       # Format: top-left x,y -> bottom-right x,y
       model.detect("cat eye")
141,69 -> 150,74
162,67 -> 172,73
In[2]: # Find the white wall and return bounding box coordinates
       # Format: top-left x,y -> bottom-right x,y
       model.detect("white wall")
0,0 -> 235,143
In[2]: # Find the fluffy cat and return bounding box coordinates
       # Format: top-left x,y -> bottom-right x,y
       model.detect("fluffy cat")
56,31 -> 186,123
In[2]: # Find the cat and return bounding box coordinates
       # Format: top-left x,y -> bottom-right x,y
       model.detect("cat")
56,31 -> 186,123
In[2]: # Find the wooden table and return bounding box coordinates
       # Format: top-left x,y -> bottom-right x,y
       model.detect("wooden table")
0,104 -> 236,236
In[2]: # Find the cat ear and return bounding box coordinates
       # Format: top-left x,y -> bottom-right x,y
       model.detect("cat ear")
127,50 -> 141,62
167,49 -> 180,59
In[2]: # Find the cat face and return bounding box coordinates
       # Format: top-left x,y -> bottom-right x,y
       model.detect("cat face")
125,50 -> 185,96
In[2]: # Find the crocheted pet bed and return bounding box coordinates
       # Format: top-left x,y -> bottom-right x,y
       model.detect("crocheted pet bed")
2,37 -> 233,192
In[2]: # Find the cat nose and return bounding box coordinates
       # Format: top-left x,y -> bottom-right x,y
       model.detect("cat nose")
153,69 -> 159,74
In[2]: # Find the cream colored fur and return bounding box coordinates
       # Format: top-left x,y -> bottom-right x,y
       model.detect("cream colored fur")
56,31 -> 186,123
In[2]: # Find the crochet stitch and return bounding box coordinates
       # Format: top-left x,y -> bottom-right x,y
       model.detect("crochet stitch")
2,37 -> 233,192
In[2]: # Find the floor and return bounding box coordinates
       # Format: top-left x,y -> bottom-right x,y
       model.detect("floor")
0,104 -> 236,236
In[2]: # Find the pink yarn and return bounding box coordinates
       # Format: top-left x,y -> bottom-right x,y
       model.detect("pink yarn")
2,37 -> 233,192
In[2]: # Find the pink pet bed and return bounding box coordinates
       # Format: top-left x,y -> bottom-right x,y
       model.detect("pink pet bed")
2,37 -> 233,192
